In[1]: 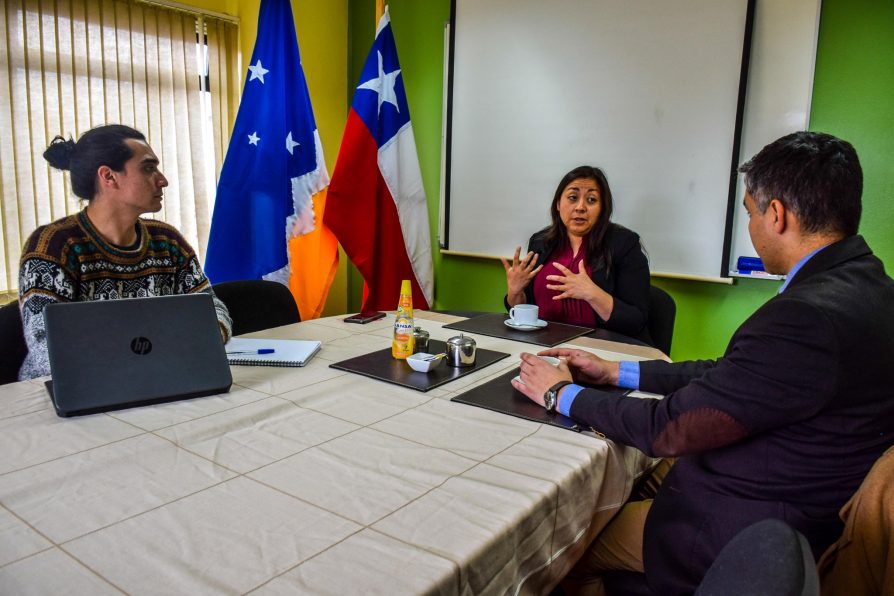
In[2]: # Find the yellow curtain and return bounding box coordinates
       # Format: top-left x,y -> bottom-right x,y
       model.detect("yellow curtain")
0,0 -> 239,294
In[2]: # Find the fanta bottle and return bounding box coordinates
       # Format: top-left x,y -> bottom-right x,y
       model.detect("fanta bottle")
392,279 -> 415,359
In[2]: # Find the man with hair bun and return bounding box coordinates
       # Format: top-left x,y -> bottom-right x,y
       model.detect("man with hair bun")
18,124 -> 232,380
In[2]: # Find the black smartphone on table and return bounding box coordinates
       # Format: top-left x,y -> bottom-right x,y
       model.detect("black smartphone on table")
343,311 -> 387,324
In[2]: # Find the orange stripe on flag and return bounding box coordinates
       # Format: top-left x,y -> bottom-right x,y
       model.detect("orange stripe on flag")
288,187 -> 339,320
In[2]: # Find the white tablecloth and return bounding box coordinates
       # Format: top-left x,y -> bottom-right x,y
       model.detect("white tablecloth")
0,312 -> 662,595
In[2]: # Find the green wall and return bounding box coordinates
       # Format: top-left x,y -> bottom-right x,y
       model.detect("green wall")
811,0 -> 894,270
348,0 -> 894,361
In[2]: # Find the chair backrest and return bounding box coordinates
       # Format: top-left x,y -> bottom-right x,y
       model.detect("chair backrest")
695,518 -> 819,596
817,445 -> 894,596
212,280 -> 300,336
0,301 -> 28,385
647,285 -> 676,355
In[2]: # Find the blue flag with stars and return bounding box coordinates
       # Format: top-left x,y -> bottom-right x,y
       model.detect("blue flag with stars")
204,0 -> 333,306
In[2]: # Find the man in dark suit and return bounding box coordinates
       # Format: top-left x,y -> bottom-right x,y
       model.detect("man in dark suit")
513,131 -> 894,594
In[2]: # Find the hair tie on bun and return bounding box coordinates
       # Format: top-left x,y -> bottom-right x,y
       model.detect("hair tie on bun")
43,135 -> 76,170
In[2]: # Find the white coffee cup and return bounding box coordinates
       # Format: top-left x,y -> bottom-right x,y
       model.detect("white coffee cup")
514,355 -> 560,386
509,304 -> 539,325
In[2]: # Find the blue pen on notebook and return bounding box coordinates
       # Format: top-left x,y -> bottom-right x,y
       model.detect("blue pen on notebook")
227,349 -> 276,355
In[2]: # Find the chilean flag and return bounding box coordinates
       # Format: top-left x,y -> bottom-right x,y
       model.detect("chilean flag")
324,6 -> 434,311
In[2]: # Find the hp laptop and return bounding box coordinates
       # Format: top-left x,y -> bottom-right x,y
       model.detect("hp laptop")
44,293 -> 232,417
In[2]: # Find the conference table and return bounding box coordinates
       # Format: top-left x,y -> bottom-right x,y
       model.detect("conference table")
0,311 -> 666,595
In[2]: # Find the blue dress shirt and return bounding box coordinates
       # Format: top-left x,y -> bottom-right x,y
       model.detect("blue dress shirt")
558,244 -> 831,417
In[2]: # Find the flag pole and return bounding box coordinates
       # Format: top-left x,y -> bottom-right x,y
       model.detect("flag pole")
365,0 -> 386,306
375,0 -> 385,27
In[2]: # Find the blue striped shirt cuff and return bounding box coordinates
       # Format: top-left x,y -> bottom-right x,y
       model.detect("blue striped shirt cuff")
618,361 -> 641,389
557,384 -> 585,417
558,362 -> 640,417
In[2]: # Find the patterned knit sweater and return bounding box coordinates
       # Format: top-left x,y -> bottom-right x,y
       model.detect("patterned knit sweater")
18,210 -> 232,380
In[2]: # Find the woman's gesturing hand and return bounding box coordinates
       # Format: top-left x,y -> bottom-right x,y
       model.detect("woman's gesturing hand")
547,260 -> 599,300
547,260 -> 614,320
502,246 -> 543,305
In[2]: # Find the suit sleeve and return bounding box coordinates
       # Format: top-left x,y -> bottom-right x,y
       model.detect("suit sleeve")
638,358 -> 719,394
599,231 -> 650,336
569,298 -> 840,457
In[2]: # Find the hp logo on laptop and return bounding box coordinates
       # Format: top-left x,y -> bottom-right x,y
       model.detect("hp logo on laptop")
130,337 -> 153,355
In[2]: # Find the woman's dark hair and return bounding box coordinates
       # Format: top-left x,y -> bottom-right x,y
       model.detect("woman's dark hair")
43,124 -> 146,200
539,165 -> 615,273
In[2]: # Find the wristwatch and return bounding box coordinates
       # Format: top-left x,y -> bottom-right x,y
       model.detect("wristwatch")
544,381 -> 573,412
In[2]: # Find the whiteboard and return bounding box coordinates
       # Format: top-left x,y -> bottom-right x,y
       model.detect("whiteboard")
444,0 -> 819,282
728,0 -> 821,278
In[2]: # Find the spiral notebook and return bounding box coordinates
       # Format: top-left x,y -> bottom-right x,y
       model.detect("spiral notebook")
225,338 -> 321,367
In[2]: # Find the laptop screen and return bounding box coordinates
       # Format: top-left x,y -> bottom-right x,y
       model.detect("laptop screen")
44,293 -> 232,417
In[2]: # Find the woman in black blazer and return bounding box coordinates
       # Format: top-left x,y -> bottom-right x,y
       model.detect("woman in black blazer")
502,165 -> 651,339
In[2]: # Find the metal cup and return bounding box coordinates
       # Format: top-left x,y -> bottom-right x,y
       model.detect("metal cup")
413,327 -> 430,353
446,334 -> 476,367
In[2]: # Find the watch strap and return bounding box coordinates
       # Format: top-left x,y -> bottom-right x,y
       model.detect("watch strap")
545,380 -> 573,412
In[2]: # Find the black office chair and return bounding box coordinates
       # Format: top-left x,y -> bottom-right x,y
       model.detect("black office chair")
603,519 -> 819,596
0,301 -> 28,385
646,285 -> 676,355
695,518 -> 819,596
211,280 -> 300,336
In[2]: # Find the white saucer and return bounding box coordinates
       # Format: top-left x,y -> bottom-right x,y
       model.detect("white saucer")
504,318 -> 548,330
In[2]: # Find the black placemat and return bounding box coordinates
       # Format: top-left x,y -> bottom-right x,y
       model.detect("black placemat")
442,313 -> 592,347
329,339 -> 510,392
451,368 -> 629,433
584,327 -> 650,348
